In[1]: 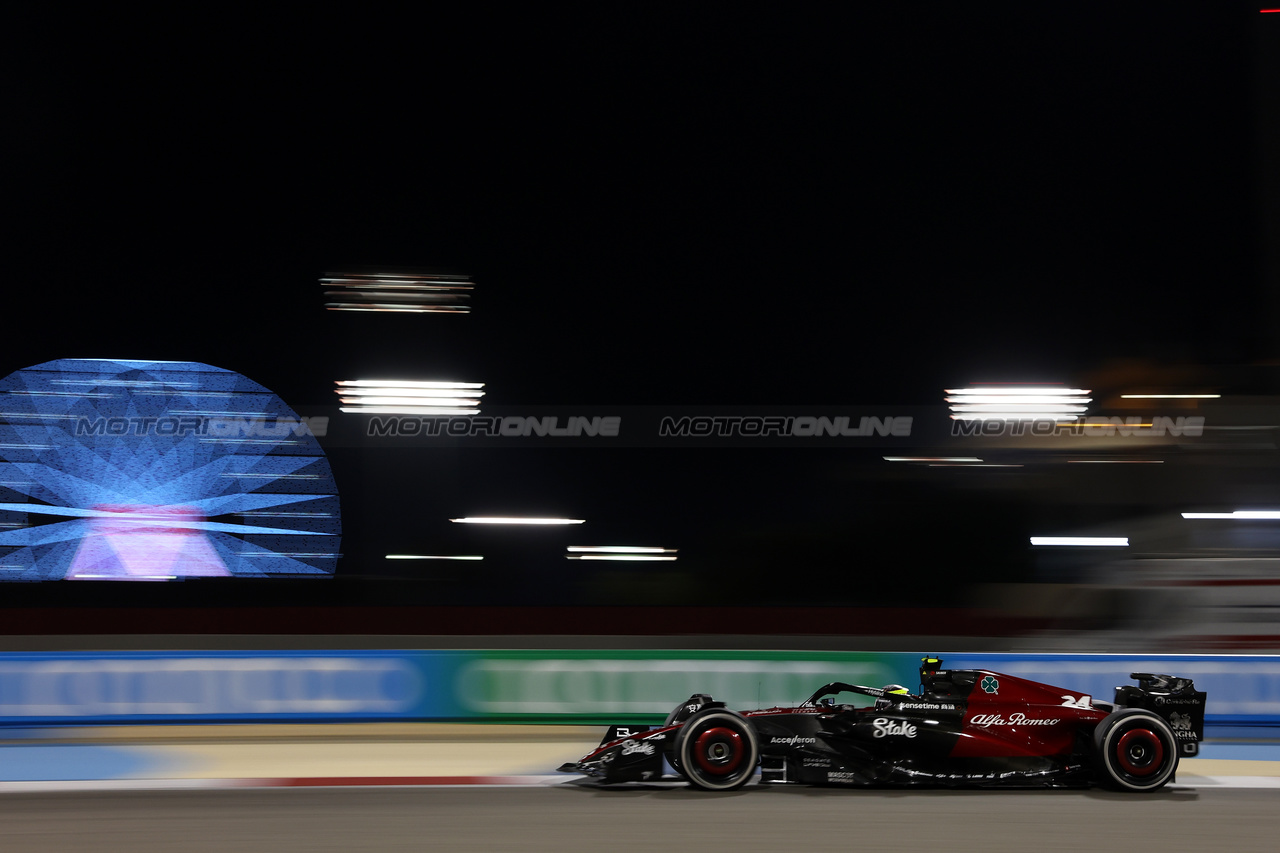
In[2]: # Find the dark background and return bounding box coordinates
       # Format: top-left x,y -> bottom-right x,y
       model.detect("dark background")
3,4 -> 1278,615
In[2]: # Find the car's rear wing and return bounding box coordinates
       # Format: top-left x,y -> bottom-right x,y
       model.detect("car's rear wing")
1115,672 -> 1207,756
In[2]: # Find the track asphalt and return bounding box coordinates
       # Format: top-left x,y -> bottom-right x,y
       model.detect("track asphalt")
1,723 -> 1277,790
3,786 -> 1280,853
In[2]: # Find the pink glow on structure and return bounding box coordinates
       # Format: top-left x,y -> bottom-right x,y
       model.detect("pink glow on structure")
66,505 -> 231,580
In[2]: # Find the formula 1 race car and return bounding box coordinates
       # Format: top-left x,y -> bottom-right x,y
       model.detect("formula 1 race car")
557,657 -> 1207,792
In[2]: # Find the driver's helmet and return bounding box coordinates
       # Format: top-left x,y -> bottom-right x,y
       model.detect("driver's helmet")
875,684 -> 911,709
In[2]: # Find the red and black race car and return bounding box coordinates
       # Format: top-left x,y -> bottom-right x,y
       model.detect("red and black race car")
558,657 -> 1206,792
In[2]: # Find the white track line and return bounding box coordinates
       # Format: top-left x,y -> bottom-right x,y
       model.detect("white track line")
0,779 -> 256,793
1173,776 -> 1280,789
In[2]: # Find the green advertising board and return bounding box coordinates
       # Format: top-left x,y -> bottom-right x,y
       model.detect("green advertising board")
450,650 -> 922,723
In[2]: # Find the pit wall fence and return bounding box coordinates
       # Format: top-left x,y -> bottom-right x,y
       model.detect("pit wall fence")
0,650 -> 1275,726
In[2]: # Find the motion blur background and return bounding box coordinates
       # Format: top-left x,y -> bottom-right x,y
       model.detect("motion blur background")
6,7 -> 1280,851
4,4 -> 1280,646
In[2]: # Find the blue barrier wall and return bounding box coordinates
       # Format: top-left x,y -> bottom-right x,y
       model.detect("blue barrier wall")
0,650 -> 1276,725
0,651 -> 464,723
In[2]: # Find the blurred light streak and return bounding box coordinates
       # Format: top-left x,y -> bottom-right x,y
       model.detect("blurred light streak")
7,391 -> 116,398
337,380 -> 485,390
199,438 -> 302,445
328,301 -> 465,312
338,388 -> 484,397
566,554 -> 679,561
566,545 -> 677,561
52,379 -> 195,388
240,512 -> 335,518
947,386 -> 1090,421
323,278 -> 471,288
928,463 -> 1023,467
1121,394 -> 1220,399
322,271 -> 473,313
450,517 -> 585,524
945,387 -> 1090,396
335,379 -> 483,389
335,379 -> 484,415
331,291 -> 463,300
952,413 -> 1082,421
139,391 -> 242,397
72,574 -> 177,580
385,554 -> 484,560
238,552 -> 340,558
1030,537 -> 1129,546
1182,511 -> 1280,520
950,404 -> 1090,413
337,396 -> 481,407
883,456 -> 983,462
947,397 -> 1091,405
338,407 -> 480,415
567,546 -> 676,553
1067,459 -> 1164,463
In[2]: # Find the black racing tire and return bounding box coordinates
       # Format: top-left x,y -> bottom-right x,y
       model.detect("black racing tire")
1092,708 -> 1179,792
674,708 -> 759,791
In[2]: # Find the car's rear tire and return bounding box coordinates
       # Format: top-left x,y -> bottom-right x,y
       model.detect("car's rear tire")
1093,708 -> 1179,792
675,708 -> 759,791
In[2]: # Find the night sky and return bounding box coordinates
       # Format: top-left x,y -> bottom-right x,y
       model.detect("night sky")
5,5 -> 1277,606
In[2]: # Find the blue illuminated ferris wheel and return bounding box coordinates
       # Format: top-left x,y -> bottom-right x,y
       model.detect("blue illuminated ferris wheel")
0,359 -> 341,581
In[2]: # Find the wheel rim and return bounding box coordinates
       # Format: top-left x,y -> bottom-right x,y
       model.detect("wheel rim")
693,726 -> 744,775
1115,728 -> 1164,777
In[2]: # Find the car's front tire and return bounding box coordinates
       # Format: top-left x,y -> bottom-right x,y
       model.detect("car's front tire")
675,708 -> 759,791
1092,708 -> 1179,792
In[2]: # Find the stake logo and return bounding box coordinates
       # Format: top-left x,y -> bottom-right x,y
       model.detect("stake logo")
620,739 -> 656,756
872,718 -> 917,738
